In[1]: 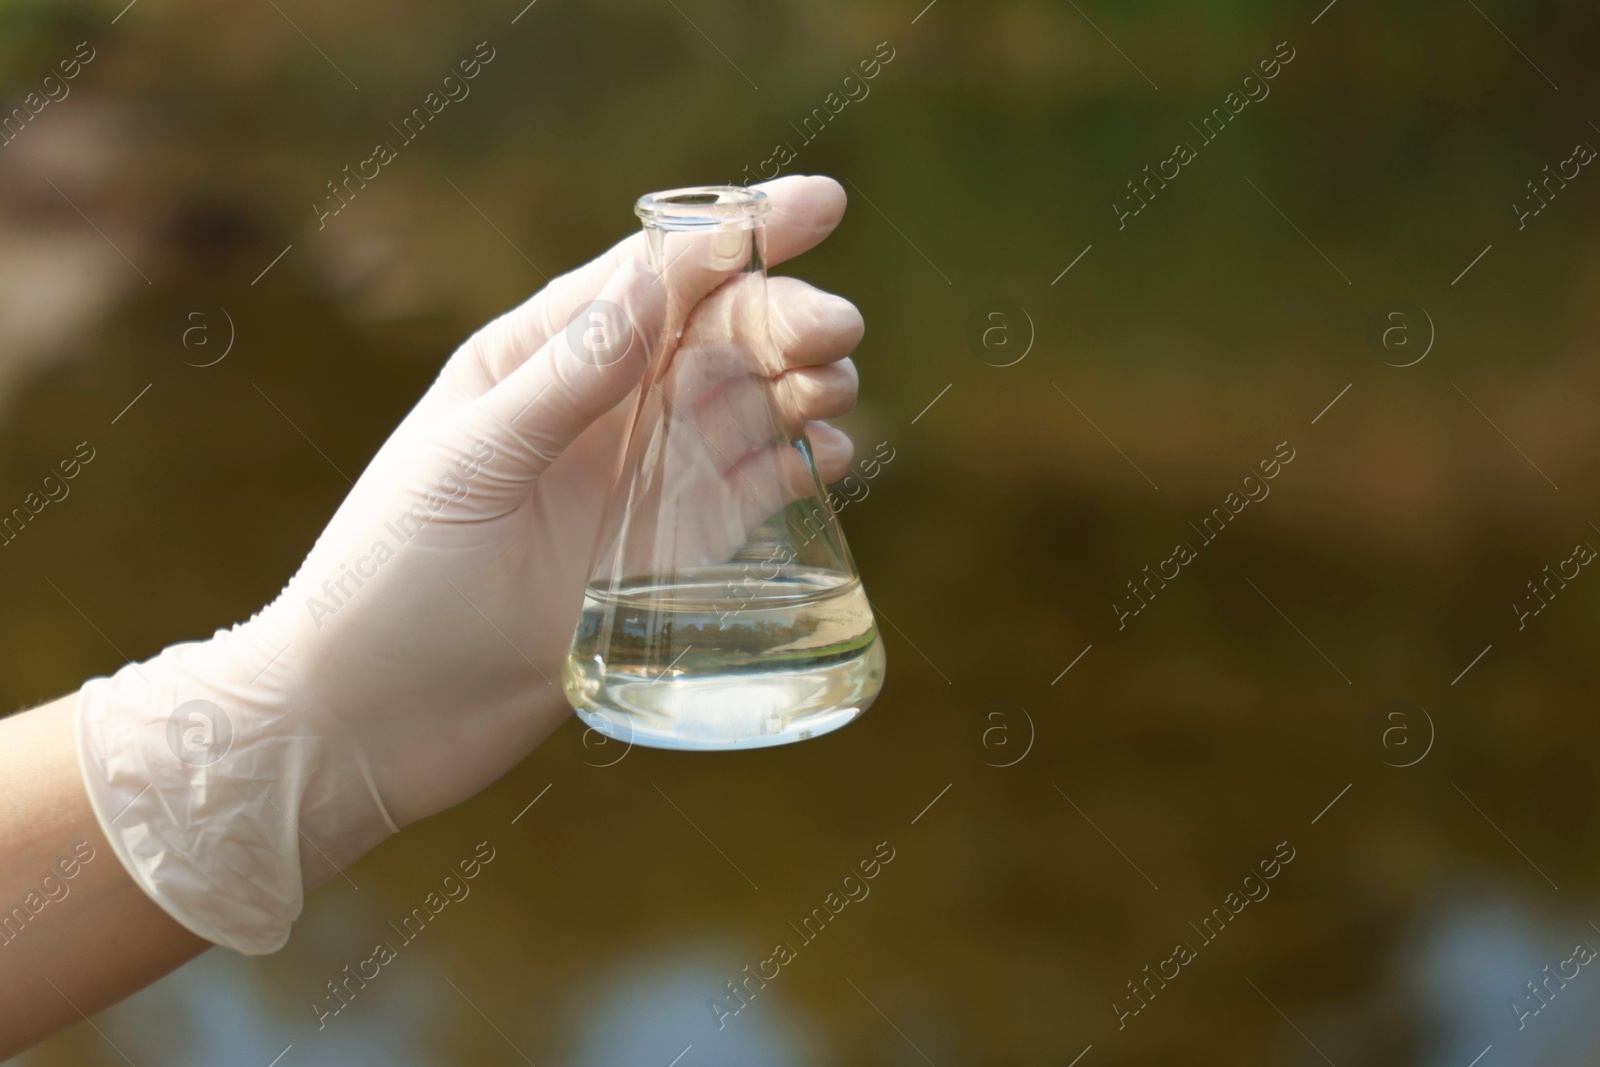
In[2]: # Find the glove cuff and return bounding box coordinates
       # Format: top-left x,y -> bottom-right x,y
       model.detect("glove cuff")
74,630 -> 398,955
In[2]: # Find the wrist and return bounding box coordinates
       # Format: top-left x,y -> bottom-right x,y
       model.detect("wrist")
74,624 -> 396,955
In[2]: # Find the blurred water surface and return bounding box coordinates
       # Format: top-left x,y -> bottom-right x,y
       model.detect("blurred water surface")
4,0 -> 1600,1063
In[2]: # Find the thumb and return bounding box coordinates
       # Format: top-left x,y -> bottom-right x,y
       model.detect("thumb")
468,257 -> 665,486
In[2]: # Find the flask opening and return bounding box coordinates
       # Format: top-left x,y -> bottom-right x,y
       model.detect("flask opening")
636,185 -> 770,230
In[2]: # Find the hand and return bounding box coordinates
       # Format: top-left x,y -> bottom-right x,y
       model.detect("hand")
75,175 -> 865,953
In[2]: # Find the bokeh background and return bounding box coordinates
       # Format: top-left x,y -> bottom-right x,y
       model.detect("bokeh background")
5,0 -> 1600,1063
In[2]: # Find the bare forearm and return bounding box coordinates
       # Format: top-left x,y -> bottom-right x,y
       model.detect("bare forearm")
0,695 -> 207,1058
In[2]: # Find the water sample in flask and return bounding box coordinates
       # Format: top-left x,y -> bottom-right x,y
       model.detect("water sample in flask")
563,185 -> 885,750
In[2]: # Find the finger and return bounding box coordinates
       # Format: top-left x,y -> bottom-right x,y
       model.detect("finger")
646,274 -> 862,458
607,420 -> 854,575
686,357 -> 860,473
663,275 -> 860,395
774,360 -> 859,423
645,344 -> 860,504
467,259 -> 665,492
454,176 -> 848,394
729,421 -> 855,532
767,277 -> 864,370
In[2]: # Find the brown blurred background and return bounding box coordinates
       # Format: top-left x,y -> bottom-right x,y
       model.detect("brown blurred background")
5,0 -> 1600,1063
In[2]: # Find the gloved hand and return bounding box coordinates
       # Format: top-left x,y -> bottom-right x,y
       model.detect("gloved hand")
74,175 -> 865,954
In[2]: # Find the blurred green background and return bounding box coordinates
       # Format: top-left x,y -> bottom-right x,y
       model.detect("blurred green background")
4,0 -> 1600,1063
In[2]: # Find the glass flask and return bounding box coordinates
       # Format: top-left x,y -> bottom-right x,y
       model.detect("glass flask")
563,185 -> 886,750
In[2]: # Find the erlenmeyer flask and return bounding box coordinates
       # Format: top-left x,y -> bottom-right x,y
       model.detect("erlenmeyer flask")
563,185 -> 885,750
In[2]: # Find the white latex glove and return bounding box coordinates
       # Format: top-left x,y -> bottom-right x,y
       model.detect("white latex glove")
74,175 -> 865,954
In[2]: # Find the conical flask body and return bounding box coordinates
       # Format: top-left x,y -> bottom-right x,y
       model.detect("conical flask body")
563,186 -> 885,750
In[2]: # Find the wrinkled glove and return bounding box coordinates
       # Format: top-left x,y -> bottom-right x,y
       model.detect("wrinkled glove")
74,175 -> 865,954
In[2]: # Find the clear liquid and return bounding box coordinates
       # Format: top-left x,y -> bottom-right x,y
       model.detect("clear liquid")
564,565 -> 885,750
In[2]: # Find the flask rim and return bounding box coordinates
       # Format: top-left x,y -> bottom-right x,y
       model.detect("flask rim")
635,185 -> 770,230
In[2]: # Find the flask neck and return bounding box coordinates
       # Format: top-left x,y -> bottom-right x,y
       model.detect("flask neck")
633,185 -> 774,376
